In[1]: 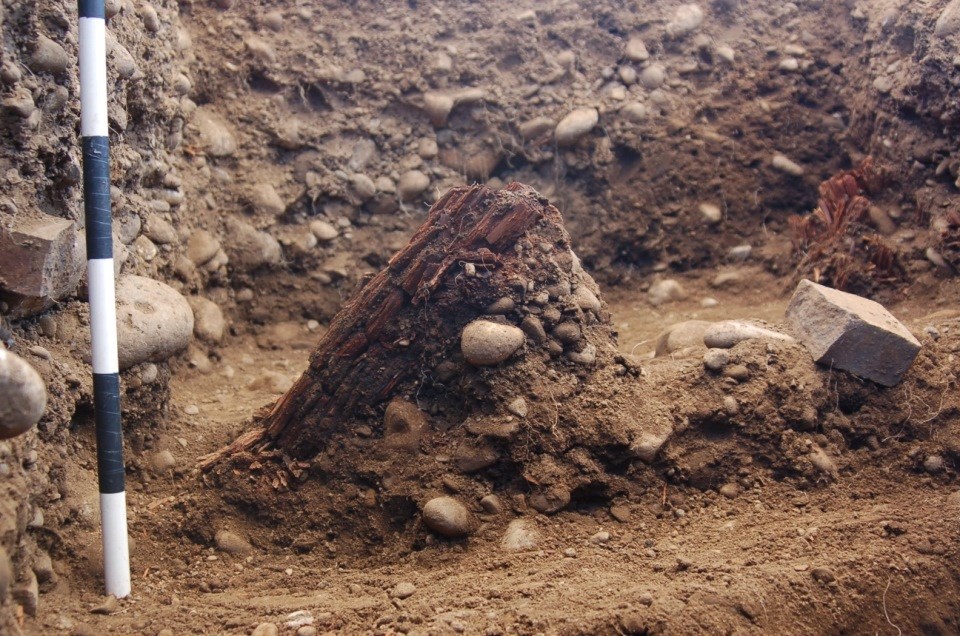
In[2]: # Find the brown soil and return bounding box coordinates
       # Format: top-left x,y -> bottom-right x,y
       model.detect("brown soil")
2,0 -> 960,635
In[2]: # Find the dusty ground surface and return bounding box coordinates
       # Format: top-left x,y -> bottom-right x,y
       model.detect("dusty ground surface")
2,0 -> 960,634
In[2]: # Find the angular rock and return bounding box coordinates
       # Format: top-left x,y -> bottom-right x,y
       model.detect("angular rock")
0,214 -> 85,317
703,320 -> 795,349
702,348 -> 730,372
189,296 -> 226,344
224,218 -> 282,269
0,348 -> 47,440
665,4 -> 705,38
193,107 -> 237,157
555,108 -> 599,146
186,230 -> 220,266
4,89 -> 36,118
699,202 -> 722,224
624,37 -> 649,62
519,315 -> 547,344
506,397 -> 528,418
779,57 -> 800,72
422,496 -> 474,538
501,519 -> 540,551
422,92 -> 455,127
715,45 -> 736,64
116,276 -> 194,370
248,183 -> 285,216
461,320 -> 525,365
480,494 -> 504,514
630,415 -> 674,462
568,343 -> 597,366
383,399 -> 427,451
530,485 -> 571,514
785,280 -> 921,386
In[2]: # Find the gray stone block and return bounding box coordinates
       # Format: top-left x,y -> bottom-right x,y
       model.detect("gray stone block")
785,279 -> 921,386
0,214 -> 86,317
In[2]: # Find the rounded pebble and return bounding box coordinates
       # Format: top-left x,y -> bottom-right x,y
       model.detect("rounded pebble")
924,454 -> 945,474
309,220 -> 339,242
422,496 -> 474,538
0,348 -> 47,440
703,320 -> 794,349
555,108 -> 599,146
251,623 -> 279,636
639,64 -> 667,89
461,320 -> 525,366
149,450 -> 176,473
214,530 -> 253,554
116,276 -> 194,370
398,170 -> 430,202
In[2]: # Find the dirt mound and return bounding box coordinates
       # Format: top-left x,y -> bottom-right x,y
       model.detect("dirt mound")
195,183 -> 649,542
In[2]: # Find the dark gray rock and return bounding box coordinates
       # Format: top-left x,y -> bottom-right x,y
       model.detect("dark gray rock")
785,280 -> 921,386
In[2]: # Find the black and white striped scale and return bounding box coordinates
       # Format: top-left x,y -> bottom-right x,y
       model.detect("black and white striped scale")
78,0 -> 131,598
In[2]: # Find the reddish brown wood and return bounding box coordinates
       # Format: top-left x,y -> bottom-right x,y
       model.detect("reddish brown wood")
198,182 -> 553,470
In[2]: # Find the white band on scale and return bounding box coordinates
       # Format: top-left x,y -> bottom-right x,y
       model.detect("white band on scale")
99,492 -> 131,598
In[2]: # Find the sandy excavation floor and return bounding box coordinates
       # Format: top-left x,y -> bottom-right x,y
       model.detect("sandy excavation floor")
2,0 -> 960,634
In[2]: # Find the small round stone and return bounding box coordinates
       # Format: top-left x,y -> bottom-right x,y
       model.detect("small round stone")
480,494 -> 504,514
719,483 -> 740,499
555,108 -> 599,146
422,496 -> 474,538
398,170 -> 430,202
924,454 -> 945,474
703,348 -> 730,372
